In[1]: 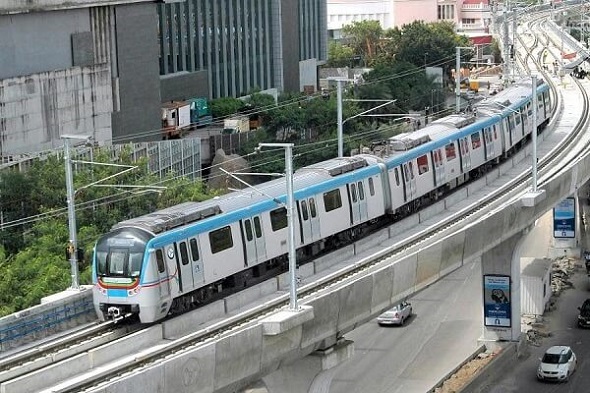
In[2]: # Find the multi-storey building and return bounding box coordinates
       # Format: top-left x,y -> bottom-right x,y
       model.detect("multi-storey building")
327,0 -> 491,45
0,0 -> 327,158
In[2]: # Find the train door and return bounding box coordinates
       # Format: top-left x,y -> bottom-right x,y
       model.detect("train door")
484,127 -> 494,159
356,181 -> 368,222
402,161 -> 416,202
433,148 -> 445,186
241,216 -> 266,266
188,238 -> 204,284
460,137 -> 471,172
298,198 -> 321,244
164,244 -> 182,292
347,181 -> 369,226
178,241 -> 194,290
155,249 -> 170,298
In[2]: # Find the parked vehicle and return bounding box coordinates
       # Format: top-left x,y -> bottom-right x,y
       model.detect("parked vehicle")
537,346 -> 576,382
377,301 -> 413,326
577,299 -> 590,327
223,116 -> 250,134
161,101 -> 191,139
93,77 -> 552,324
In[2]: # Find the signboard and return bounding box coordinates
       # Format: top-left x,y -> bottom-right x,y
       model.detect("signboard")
553,197 -> 576,238
483,275 -> 511,328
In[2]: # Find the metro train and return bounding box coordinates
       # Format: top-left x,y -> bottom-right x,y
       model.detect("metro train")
92,77 -> 552,324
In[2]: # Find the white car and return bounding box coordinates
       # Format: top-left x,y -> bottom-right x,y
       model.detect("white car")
537,345 -> 577,382
377,301 -> 412,326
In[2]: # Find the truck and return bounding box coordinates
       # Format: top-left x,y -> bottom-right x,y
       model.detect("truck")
188,97 -> 213,127
223,116 -> 250,134
161,101 -> 191,139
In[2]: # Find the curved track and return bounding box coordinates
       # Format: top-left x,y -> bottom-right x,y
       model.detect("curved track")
5,12 -> 590,393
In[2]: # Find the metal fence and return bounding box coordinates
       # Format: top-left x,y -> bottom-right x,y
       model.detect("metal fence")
0,139 -> 202,180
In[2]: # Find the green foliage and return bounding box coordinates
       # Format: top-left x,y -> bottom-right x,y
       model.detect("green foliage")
0,146 -> 214,316
327,41 -> 358,67
209,97 -> 246,118
342,20 -> 383,67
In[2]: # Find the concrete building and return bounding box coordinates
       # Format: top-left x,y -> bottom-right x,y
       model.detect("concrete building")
0,0 -> 327,159
327,0 -> 491,44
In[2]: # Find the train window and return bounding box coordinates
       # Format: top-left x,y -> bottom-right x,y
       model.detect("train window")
368,178 -> 375,196
471,133 -> 481,149
244,219 -> 253,241
156,249 -> 166,273
508,115 -> 515,131
324,189 -> 342,212
96,251 -> 107,275
301,200 -> 309,220
409,162 -> 415,179
515,113 -> 521,125
179,242 -> 189,265
417,155 -> 428,175
189,238 -> 200,261
351,183 -> 357,202
209,226 -> 233,254
493,125 -> 498,139
358,181 -> 365,200
129,252 -> 143,276
394,168 -> 400,186
309,198 -> 317,217
445,143 -> 456,160
270,207 -> 288,231
109,251 -> 126,275
254,216 -> 262,238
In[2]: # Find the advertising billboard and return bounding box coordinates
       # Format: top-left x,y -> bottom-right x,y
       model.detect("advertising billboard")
483,274 -> 511,328
553,197 -> 576,238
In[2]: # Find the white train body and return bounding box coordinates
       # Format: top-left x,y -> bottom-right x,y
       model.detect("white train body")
92,78 -> 551,323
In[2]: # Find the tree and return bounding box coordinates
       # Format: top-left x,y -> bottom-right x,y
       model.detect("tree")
0,146 -> 216,316
327,41 -> 358,67
210,97 -> 246,118
342,20 -> 384,66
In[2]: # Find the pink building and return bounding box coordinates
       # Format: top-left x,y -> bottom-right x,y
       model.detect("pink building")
328,0 -> 492,45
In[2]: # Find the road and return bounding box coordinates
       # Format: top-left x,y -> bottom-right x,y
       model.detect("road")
328,259 -> 484,393
475,266 -> 590,393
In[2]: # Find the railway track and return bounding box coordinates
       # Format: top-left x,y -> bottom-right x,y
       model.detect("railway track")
0,321 -> 142,385
4,13 -> 590,393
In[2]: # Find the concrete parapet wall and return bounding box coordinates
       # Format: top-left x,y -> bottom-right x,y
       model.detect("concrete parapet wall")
0,287 -> 94,353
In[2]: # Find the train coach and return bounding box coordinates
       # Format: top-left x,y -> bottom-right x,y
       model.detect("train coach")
92,77 -> 551,324
93,156 -> 390,323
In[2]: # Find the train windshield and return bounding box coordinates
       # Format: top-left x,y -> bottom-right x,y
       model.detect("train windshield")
96,249 -> 143,277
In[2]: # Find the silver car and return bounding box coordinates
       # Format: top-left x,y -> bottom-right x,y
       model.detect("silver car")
377,301 -> 413,326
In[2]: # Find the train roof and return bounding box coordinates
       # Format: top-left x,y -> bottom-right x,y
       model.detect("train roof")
475,77 -> 548,117
112,156 -> 377,234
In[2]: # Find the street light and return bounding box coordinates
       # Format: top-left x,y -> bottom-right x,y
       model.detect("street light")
256,143 -> 298,310
61,134 -> 92,290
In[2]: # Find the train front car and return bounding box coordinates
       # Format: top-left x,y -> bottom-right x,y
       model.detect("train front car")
92,226 -> 157,323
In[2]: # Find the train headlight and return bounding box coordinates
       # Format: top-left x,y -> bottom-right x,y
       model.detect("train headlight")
128,287 -> 141,296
